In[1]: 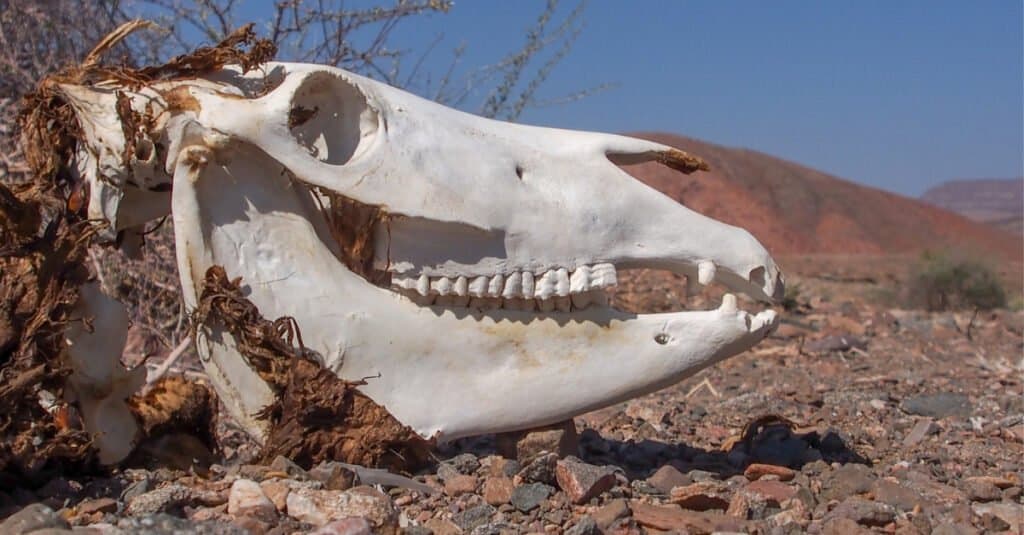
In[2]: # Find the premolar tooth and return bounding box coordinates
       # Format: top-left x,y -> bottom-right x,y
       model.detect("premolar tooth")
468,276 -> 488,298
554,296 -> 571,312
431,276 -> 453,295
589,289 -> 609,307
698,261 -> 716,286
453,276 -> 468,296
502,272 -> 523,299
535,271 -> 557,299
591,263 -> 617,288
392,277 -> 416,291
719,293 -> 738,313
416,274 -> 430,296
487,274 -> 504,297
570,266 -> 591,293
521,272 -> 535,297
538,298 -> 555,312
555,268 -> 570,296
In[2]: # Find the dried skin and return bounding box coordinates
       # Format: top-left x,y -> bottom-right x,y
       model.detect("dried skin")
194,266 -> 430,472
0,21 -> 276,479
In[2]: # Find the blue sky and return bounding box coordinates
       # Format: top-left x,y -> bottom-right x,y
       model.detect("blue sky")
234,1 -> 1023,196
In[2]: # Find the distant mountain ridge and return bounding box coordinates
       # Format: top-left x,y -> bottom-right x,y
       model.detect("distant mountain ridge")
622,133 -> 1021,259
920,178 -> 1023,235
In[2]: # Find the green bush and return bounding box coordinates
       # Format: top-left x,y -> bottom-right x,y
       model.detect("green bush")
906,252 -> 1007,311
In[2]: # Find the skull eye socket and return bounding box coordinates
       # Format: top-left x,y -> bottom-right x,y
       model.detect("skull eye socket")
289,72 -> 379,166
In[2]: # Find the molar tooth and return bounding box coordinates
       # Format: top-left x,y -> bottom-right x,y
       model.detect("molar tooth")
416,274 -> 430,296
719,293 -> 738,313
502,272 -> 523,299
570,266 -> 591,293
453,276 -> 468,296
589,289 -> 610,307
507,297 -> 536,311
431,276 -> 453,295
537,298 -> 555,312
487,274 -> 504,297
571,291 -> 592,309
554,268 -> 570,296
554,296 -> 572,312
468,276 -> 488,298
535,271 -> 557,299
521,272 -> 535,297
591,263 -> 618,288
698,261 -> 716,286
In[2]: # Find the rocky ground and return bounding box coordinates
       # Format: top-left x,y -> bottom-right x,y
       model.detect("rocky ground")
1,255 -> 1021,534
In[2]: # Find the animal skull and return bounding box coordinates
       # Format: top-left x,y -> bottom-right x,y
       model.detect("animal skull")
61,62 -> 783,446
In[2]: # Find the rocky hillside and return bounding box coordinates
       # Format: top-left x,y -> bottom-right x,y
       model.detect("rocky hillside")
921,178 -> 1023,235
624,133 -> 1021,260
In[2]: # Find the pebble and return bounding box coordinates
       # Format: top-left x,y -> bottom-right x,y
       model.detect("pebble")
510,482 -> 553,512
593,498 -> 630,529
962,477 -> 1002,502
76,497 -> 119,516
516,452 -> 558,485
825,496 -> 895,527
869,478 -> 924,511
310,516 -> 373,535
443,474 -> 478,497
482,477 -> 514,506
819,464 -> 874,501
495,420 -> 578,463
125,484 -> 193,516
668,481 -> 731,511
564,515 -> 599,535
744,463 -> 796,481
285,486 -> 399,533
900,393 -> 972,419
645,465 -> 691,493
226,479 -> 276,520
629,500 -> 747,533
0,503 -> 69,533
453,503 -> 496,532
554,457 -> 616,504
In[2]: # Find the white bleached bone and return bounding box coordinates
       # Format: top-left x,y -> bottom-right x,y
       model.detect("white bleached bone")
59,61 -> 784,444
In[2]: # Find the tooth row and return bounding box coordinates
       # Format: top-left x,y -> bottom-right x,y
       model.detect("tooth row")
399,289 -> 611,312
391,264 -> 617,299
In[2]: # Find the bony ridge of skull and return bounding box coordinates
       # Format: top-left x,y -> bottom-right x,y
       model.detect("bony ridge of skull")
60,61 -> 784,449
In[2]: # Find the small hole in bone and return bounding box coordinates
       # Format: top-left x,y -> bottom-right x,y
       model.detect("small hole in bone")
515,165 -> 524,180
134,138 -> 153,162
654,333 -> 669,345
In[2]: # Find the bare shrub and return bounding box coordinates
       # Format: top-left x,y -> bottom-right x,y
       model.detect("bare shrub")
905,252 -> 1007,312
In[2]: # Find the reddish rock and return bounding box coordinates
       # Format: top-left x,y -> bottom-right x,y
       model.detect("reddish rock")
496,420 -> 579,463
593,498 -> 630,529
668,481 -> 731,511
744,463 -> 796,482
443,474 -> 478,497
645,465 -> 691,494
629,501 -> 747,533
745,480 -> 798,503
555,458 -> 617,505
482,476 -> 513,506
76,497 -> 117,516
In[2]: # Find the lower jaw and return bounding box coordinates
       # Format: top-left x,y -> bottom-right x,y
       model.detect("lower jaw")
173,144 -> 779,443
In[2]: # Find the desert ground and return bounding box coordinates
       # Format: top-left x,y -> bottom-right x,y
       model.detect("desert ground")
1,254 -> 1021,535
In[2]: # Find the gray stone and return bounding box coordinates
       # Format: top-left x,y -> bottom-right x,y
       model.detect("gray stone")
308,462 -> 359,491
516,452 -> 557,485
0,503 -> 70,533
125,485 -> 193,516
555,457 -> 617,504
510,482 -> 553,512
565,515 -> 600,535
646,465 -> 692,494
269,455 -> 309,479
453,504 -> 496,532
116,513 -> 247,534
445,453 -> 481,475
900,393 -> 971,419
820,464 -> 875,501
870,479 -> 924,511
825,497 -> 895,527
